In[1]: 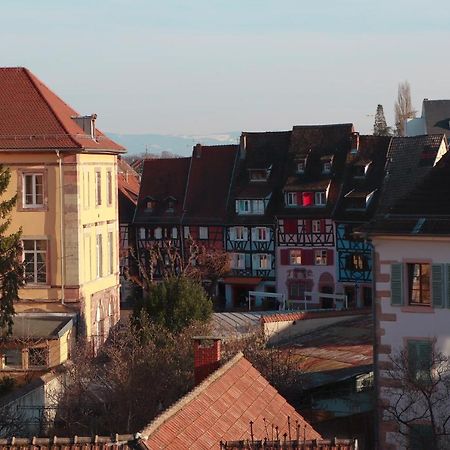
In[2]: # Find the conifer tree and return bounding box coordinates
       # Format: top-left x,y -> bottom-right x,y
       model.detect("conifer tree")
373,104 -> 392,136
0,165 -> 24,336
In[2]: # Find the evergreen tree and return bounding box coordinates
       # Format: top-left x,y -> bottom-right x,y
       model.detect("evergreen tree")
373,104 -> 392,136
0,165 -> 24,336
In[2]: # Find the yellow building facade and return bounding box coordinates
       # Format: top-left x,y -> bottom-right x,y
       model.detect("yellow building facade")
0,67 -> 125,354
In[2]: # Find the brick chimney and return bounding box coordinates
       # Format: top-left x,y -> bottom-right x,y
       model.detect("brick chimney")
193,336 -> 221,385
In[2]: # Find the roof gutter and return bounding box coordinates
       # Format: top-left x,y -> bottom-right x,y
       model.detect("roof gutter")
56,150 -> 65,305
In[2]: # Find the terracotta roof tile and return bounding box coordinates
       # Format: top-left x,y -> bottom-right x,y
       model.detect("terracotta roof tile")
0,67 -> 124,152
142,353 -> 321,449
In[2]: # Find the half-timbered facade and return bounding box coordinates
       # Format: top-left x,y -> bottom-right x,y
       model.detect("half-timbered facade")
224,131 -> 290,308
334,134 -> 392,307
276,124 -> 353,309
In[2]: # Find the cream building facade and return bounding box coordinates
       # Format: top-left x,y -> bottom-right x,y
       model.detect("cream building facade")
0,67 -> 125,357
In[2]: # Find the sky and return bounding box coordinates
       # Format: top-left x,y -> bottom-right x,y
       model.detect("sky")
2,0 -> 450,136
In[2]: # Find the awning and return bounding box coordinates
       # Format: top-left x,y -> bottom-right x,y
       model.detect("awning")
224,277 -> 262,286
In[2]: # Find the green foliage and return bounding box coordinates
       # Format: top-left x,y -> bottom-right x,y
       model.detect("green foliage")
134,276 -> 212,332
0,165 -> 24,336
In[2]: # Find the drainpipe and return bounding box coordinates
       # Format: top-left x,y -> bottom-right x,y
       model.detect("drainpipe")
56,150 -> 65,305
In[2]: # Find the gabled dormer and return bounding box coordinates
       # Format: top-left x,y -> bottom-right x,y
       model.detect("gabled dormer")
235,195 -> 271,215
295,157 -> 307,174
353,160 -> 372,178
344,189 -> 376,210
164,196 -> 177,213
144,196 -> 157,212
321,155 -> 334,174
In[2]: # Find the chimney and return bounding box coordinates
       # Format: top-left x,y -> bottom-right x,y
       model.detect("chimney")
239,134 -> 247,160
193,143 -> 202,158
193,336 -> 221,385
350,132 -> 359,155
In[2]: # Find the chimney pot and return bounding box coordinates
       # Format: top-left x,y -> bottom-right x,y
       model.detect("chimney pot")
194,143 -> 202,158
193,336 -> 221,385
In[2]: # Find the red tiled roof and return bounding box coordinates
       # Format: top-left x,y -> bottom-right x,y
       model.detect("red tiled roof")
141,353 -> 321,449
118,158 -> 140,205
184,145 -> 238,222
134,157 -> 191,223
0,67 -> 124,152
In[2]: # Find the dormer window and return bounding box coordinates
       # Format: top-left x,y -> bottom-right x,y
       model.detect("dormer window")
296,159 -> 306,174
345,189 -> 375,210
286,192 -> 297,207
249,168 -> 270,182
354,162 -> 371,178
145,198 -> 156,211
165,196 -> 176,213
315,191 -> 326,206
236,199 -> 265,215
322,159 -> 332,174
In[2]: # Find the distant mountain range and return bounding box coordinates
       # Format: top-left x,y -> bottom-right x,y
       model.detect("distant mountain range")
106,132 -> 241,157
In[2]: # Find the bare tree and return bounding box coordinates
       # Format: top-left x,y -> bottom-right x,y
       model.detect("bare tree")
383,344 -> 450,449
394,81 -> 417,136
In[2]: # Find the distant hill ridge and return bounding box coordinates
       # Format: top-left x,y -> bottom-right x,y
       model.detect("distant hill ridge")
106,131 -> 240,157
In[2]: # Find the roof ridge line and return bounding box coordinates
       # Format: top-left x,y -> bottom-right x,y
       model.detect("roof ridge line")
23,68 -> 81,149
140,352 -> 244,437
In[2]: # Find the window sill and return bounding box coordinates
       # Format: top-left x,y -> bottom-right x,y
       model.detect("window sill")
401,305 -> 434,313
23,284 -> 50,289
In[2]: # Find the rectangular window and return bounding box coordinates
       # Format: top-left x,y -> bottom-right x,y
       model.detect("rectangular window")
286,192 -> 297,207
23,173 -> 44,208
199,227 -> 208,240
255,254 -> 269,270
154,227 -> 162,240
408,340 -> 432,384
184,226 -> 190,238
108,231 -> 114,275
171,227 -> 178,239
296,160 -> 306,174
315,191 -> 326,206
322,161 -> 332,174
107,171 -> 113,206
254,227 -> 268,241
95,171 -> 102,206
312,220 -> 321,233
233,253 -> 245,270
253,200 -> 264,214
234,226 -> 246,241
348,253 -> 366,271
237,200 -> 250,214
86,172 -> 91,208
315,250 -> 327,265
4,349 -> 21,368
96,234 -> 103,278
236,199 -> 265,215
290,250 -> 302,265
23,240 -> 47,284
289,283 -> 305,299
84,234 -> 92,281
407,263 -> 431,305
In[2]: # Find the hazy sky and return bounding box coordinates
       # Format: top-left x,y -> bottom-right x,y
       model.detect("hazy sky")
2,0 -> 450,136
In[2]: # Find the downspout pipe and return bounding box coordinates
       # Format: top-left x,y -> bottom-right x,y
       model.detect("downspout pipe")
56,150 -> 65,305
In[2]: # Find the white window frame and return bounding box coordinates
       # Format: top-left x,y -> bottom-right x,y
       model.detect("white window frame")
296,160 -> 306,174
286,192 -> 297,207
254,227 -> 269,242
154,227 -> 162,240
184,226 -> 190,238
322,161 -> 332,174
23,239 -> 47,284
172,227 -> 178,239
234,226 -> 247,241
23,173 -> 44,208
315,191 -> 326,206
315,249 -> 327,265
199,226 -> 209,240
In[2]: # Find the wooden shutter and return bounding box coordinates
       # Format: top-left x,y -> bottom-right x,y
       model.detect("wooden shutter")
303,192 -> 313,206
327,250 -> 334,266
391,263 -> 403,306
245,253 -> 251,268
280,249 -> 289,265
320,219 -> 326,233
296,192 -> 302,206
284,219 -> 297,234
432,264 -> 444,308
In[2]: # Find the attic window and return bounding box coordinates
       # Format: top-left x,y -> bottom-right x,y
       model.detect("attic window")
165,197 -> 176,212
145,198 -> 156,211
296,159 -> 306,174
354,162 -> 371,178
249,168 -> 270,182
322,161 -> 332,174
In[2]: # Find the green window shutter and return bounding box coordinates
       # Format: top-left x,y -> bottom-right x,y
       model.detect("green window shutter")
391,263 -> 403,306
432,264 -> 444,308
408,340 -> 432,384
